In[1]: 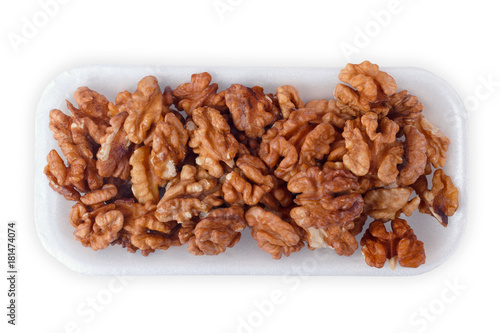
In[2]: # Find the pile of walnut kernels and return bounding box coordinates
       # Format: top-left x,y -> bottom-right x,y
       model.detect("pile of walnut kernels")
44,61 -> 459,270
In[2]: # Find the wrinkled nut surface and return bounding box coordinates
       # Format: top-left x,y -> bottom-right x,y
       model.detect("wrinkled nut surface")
416,169 -> 459,227
67,87 -> 110,144
258,109 -> 336,181
413,115 -> 450,169
72,203 -> 124,251
276,85 -> 304,119
188,206 -> 246,256
115,76 -> 163,144
399,125 -> 427,186
286,165 -> 363,255
188,107 -> 239,178
387,90 -> 423,128
173,72 -> 227,115
304,99 -> 353,129
363,187 -> 420,220
225,84 -> 279,138
222,154 -> 275,206
129,146 -> 161,204
49,109 -> 88,186
245,207 -> 304,260
124,211 -> 177,254
144,112 -> 189,183
334,60 -> 397,114
80,184 -> 118,206
45,63 -> 459,268
96,111 -> 133,179
342,112 -> 403,184
290,193 -> 363,254
44,149 -> 82,201
287,166 -> 359,201
361,218 -> 425,269
155,165 -> 224,224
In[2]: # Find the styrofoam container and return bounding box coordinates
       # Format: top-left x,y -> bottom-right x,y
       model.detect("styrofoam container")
34,65 -> 468,276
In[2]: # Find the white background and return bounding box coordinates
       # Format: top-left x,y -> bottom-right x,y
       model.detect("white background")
1,0 -> 498,332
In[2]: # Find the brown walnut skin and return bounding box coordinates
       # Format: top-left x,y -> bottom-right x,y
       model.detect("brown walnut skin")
342,112 -> 403,185
188,106 -> 239,178
66,87 -> 111,144
276,85 -> 304,119
96,111 -> 133,179
361,218 -> 425,269
114,76 -> 163,144
155,165 -> 224,224
222,154 -> 275,206
225,84 -> 280,138
144,112 -> 189,183
173,72 -> 227,115
414,169 -> 459,227
334,61 -> 397,115
188,206 -> 246,256
362,187 -> 420,220
413,115 -> 450,169
245,207 -> 304,260
71,202 -> 124,251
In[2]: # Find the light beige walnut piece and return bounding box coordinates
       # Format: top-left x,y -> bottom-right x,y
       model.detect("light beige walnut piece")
413,115 -> 450,168
187,106 -> 239,178
129,146 -> 162,204
363,187 -> 420,220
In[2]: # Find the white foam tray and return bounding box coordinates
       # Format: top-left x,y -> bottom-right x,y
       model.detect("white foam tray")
34,65 -> 468,276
